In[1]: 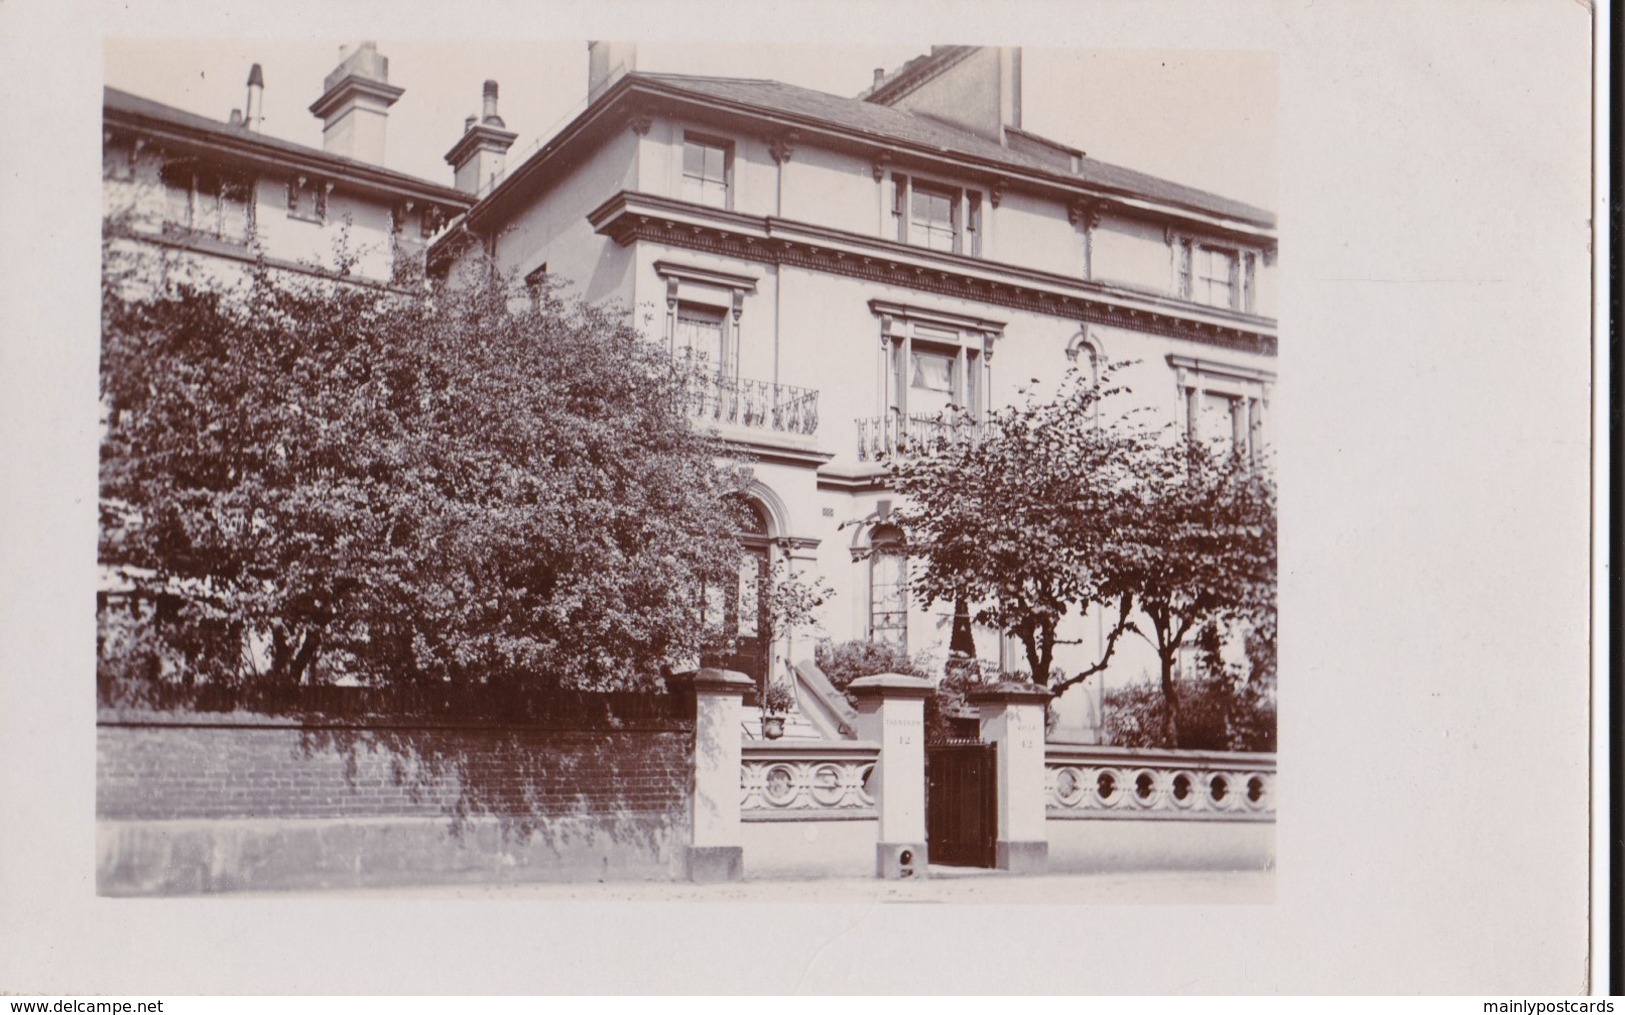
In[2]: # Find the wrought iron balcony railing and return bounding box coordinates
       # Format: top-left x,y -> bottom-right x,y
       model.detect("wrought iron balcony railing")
688,372 -> 819,436
855,412 -> 983,462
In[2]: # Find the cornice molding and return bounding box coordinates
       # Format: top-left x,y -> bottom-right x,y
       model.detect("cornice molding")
443,123 -> 519,170
653,259 -> 760,293
308,74 -> 405,119
590,192 -> 1278,356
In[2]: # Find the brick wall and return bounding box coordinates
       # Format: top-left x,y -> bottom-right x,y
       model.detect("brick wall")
97,716 -> 696,894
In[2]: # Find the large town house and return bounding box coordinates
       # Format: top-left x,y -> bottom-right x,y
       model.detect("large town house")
102,42 -> 1277,741
429,44 -> 1278,738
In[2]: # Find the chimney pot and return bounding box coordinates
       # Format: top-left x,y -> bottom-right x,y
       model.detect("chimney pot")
244,63 -> 265,132
873,67 -> 885,86
446,79 -> 517,195
229,108 -> 243,126
481,79 -> 504,126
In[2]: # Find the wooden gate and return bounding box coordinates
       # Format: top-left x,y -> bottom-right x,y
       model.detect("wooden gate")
925,742 -> 998,868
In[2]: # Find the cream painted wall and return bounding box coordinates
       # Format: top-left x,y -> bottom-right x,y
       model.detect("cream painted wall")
779,145 -> 882,236
464,124 -> 641,306
1091,211 -> 1172,293
985,187 -> 1080,273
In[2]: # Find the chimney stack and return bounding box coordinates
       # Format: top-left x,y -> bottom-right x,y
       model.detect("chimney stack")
244,63 -> 264,132
309,41 -> 403,165
873,68 -> 885,86
587,41 -> 637,104
445,78 -> 518,195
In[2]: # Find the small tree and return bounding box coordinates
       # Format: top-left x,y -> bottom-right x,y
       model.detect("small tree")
100,254 -> 750,696
887,367 -> 1142,688
761,558 -> 833,688
1102,435 -> 1277,745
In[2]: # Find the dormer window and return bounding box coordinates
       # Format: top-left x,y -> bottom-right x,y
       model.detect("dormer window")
160,162 -> 253,244
681,135 -> 732,209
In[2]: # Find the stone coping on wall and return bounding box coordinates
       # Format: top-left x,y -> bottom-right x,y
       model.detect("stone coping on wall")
97,708 -> 693,733
1044,743 -> 1277,770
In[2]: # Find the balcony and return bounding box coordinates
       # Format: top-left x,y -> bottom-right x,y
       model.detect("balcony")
855,412 -> 982,462
688,372 -> 819,437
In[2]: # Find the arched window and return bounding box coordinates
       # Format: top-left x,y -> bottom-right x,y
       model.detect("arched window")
868,524 -> 908,650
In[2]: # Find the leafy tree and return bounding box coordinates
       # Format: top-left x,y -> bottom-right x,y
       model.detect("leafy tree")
886,366 -> 1144,689
1103,435 -> 1276,744
100,255 -> 750,696
885,363 -> 1276,744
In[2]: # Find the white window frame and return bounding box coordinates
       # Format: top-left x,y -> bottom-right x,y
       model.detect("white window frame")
890,173 -> 983,257
680,133 -> 733,210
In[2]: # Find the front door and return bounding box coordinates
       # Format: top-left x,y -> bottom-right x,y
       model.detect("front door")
719,541 -> 770,697
926,742 -> 999,868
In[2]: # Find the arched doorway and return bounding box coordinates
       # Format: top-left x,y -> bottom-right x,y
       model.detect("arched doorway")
702,497 -> 772,696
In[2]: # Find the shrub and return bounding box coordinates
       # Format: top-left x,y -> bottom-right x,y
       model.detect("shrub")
813,639 -> 932,690
1101,673 -> 1275,752
812,640 -> 993,744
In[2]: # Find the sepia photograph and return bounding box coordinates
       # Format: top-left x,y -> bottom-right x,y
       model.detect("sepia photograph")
96,38 -> 1279,900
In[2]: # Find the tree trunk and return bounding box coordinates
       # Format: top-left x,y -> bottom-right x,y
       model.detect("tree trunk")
288,628 -> 323,686
1159,649 -> 1182,747
949,596 -> 977,660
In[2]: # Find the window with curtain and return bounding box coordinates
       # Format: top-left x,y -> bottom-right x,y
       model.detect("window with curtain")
909,347 -> 956,417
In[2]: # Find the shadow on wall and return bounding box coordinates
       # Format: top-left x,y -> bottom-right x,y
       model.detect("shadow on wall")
95,711 -> 697,894
295,723 -> 690,852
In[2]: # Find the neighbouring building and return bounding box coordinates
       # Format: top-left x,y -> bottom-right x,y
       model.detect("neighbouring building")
429,43 -> 1278,740
102,42 -> 473,291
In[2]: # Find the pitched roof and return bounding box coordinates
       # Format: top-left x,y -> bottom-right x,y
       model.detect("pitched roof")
103,86 -> 472,209
634,72 -> 1274,229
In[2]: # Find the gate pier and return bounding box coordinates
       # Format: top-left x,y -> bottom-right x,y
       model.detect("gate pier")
848,674 -> 933,879
969,683 -> 1053,873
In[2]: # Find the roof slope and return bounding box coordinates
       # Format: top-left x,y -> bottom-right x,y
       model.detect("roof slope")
636,72 -> 1274,228
103,86 -> 472,207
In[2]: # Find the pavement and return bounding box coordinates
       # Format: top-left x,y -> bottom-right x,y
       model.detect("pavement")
236,866 -> 1274,904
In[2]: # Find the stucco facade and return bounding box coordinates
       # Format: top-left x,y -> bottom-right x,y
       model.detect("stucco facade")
434,45 -> 1278,738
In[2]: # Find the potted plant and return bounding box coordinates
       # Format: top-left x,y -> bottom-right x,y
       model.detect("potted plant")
759,681 -> 796,739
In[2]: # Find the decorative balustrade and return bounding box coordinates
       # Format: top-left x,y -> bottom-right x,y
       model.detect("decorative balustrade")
855,412 -> 982,462
1044,745 -> 1275,821
740,741 -> 879,820
687,372 -> 819,436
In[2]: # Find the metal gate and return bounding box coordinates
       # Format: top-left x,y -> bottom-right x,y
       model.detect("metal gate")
925,742 -> 998,868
